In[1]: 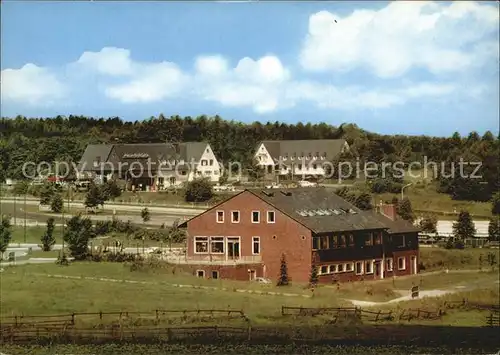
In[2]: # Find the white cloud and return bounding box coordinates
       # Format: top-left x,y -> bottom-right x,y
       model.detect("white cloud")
3,1 -> 494,112
300,2 -> 499,77
74,47 -> 187,103
0,64 -> 65,105
76,47 -> 134,76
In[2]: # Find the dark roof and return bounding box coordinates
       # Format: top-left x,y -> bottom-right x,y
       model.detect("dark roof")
372,213 -> 421,234
79,142 -> 212,171
259,139 -> 348,162
247,187 -> 388,233
78,144 -> 113,171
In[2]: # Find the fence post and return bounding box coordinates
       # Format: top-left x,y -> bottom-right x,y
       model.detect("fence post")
417,309 -> 420,319
71,313 -> 75,325
281,306 -> 284,316
155,310 -> 159,323
247,324 -> 252,341
375,310 -> 381,322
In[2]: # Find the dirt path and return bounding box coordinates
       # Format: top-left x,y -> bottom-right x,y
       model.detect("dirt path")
347,272 -> 499,307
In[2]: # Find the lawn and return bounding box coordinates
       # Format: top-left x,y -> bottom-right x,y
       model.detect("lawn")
419,248 -> 500,271
2,261 -> 498,326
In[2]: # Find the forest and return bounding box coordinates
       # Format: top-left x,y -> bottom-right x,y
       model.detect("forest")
0,114 -> 498,202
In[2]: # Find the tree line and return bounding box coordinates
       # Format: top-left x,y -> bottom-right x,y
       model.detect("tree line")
1,114 -> 498,201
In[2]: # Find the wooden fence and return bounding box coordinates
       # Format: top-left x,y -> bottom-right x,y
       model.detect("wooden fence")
443,298 -> 500,312
0,309 -> 248,329
281,306 -> 435,322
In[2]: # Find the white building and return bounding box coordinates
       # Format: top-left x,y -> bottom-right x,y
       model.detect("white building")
79,142 -> 222,190
254,139 -> 350,179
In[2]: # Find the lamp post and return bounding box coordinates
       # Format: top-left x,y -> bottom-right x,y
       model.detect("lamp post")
23,193 -> 27,243
13,194 -> 17,226
401,183 -> 413,200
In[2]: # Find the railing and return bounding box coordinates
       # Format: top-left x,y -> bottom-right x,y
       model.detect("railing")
174,255 -> 263,265
486,312 -> 500,327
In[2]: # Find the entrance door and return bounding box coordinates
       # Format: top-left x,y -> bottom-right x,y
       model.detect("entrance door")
411,256 -> 417,274
374,261 -> 382,279
227,238 -> 240,260
248,269 -> 256,281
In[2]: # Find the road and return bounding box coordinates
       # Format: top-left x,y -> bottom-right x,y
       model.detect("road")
0,199 -> 491,233
0,199 -> 202,227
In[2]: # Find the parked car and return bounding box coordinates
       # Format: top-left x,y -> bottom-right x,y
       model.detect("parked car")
298,180 -> 317,187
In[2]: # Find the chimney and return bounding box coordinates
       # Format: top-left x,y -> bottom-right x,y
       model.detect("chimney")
379,202 -> 397,221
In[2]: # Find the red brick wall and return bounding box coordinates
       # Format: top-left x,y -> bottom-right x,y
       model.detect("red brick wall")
186,191 -> 312,283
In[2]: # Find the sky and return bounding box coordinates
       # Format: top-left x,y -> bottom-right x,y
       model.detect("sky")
1,1 -> 499,137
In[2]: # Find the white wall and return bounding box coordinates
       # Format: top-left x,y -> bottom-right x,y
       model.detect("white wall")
196,144 -> 221,182
254,143 -> 275,166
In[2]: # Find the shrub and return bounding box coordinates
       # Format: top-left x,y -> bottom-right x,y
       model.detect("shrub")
185,178 -> 214,202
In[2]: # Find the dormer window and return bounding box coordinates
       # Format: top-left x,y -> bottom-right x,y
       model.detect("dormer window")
283,154 -> 288,161
308,153 -> 312,160
315,152 -> 319,159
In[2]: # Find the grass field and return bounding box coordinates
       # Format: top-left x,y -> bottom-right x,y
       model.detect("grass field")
419,248 -> 500,271
2,262 -> 498,326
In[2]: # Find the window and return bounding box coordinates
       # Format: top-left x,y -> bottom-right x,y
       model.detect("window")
211,270 -> 219,279
387,258 -> 394,271
312,164 -> 317,169
345,263 -> 353,272
214,170 -> 219,175
298,164 -> 303,170
364,233 -> 373,246
292,153 -> 296,160
320,266 -> 328,275
284,154 -> 288,160
374,232 -> 382,245
181,171 -> 187,175
209,159 -> 214,166
206,148 -> 210,153
197,270 -> 205,278
331,235 -> 339,248
322,152 -> 327,158
315,152 -> 319,159
355,261 -> 363,275
348,234 -> 355,247
267,211 -> 275,223
194,237 -> 208,253
231,211 -> 240,223
252,211 -> 260,223
312,236 -> 320,250
308,153 -> 312,159
329,264 -> 337,273
252,237 -> 260,255
201,160 -> 208,166
216,211 -> 224,223
340,235 -> 347,248
365,260 -> 373,274
338,264 -> 344,272
205,171 -> 212,175
210,237 -> 224,254
398,257 -> 406,270
319,236 -> 329,249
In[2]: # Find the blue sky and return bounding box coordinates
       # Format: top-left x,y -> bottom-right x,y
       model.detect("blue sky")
1,1 -> 499,136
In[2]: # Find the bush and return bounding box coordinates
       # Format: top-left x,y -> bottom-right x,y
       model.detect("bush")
185,178 -> 214,202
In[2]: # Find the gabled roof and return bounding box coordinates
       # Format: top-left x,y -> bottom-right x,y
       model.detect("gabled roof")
258,139 -> 348,162
79,142 -> 212,171
179,187 -> 388,233
78,144 -> 113,171
248,187 -> 387,233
